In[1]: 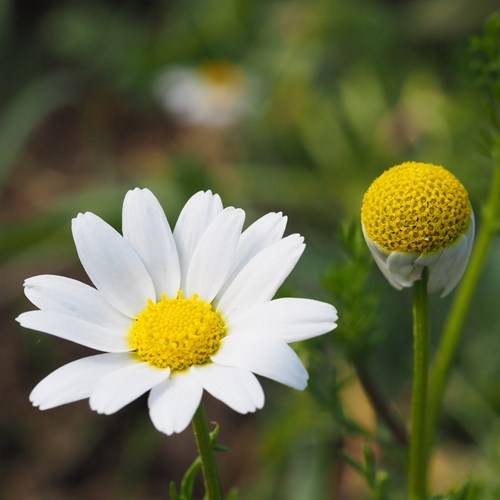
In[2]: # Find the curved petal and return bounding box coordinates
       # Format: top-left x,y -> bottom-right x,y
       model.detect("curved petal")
386,251 -> 425,287
185,207 -> 245,302
122,188 -> 180,299
229,298 -> 338,342
148,372 -> 203,435
217,212 -> 287,300
16,311 -> 130,352
191,364 -> 264,414
216,234 -> 305,318
211,335 -> 308,390
173,191 -> 223,288
72,212 -> 155,317
30,353 -> 133,410
426,213 -> 475,297
362,224 -> 420,290
24,275 -> 132,330
90,362 -> 169,415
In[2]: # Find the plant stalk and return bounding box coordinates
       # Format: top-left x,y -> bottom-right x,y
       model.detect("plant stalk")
191,402 -> 223,500
424,163 -> 500,470
409,268 -> 430,500
354,359 -> 409,447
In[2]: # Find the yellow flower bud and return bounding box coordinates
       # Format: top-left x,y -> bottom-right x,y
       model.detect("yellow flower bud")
361,162 -> 474,296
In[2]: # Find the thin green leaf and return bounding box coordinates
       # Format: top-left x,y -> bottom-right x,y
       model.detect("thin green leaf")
180,456 -> 202,500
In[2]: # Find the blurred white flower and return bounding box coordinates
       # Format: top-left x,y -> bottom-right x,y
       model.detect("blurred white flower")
153,62 -> 258,127
18,189 -> 337,435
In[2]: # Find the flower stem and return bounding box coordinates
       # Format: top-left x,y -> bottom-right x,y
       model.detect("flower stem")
191,402 -> 223,500
425,163 -> 500,469
353,359 -> 409,447
409,268 -> 429,500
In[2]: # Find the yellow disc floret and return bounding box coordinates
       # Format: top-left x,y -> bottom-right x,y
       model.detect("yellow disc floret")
361,161 -> 471,254
128,291 -> 226,371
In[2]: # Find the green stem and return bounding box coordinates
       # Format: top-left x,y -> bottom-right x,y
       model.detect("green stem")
425,163 -> 500,468
191,403 -> 223,500
353,359 -> 409,447
409,268 -> 429,500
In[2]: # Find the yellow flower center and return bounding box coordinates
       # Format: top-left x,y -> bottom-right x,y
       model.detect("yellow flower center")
199,61 -> 244,87
361,161 -> 471,254
128,291 -> 226,371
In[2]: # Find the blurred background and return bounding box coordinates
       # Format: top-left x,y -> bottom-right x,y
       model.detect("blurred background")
2,0 -> 500,498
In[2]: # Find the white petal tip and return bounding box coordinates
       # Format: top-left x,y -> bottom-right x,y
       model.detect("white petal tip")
36,403 -> 51,411
29,393 -> 55,411
29,396 -> 40,408
15,312 -> 33,325
126,187 -> 152,198
153,421 -> 190,436
23,277 -> 34,288
293,370 -> 309,391
295,380 -> 308,391
89,400 -> 114,415
72,212 -> 95,224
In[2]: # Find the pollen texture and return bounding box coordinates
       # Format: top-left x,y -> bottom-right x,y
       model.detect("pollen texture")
128,292 -> 226,371
361,162 -> 471,254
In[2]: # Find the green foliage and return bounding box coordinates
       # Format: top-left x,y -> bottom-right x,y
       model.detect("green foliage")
342,443 -> 390,500
323,221 -> 382,359
430,480 -> 485,500
169,423 -> 228,500
470,13 -> 500,160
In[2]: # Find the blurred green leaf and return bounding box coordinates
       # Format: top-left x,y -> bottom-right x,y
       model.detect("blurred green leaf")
0,72 -> 77,189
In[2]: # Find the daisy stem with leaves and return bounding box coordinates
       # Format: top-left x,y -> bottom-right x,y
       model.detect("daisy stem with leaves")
361,162 -> 474,498
424,14 -> 500,472
17,188 -> 338,498
409,268 -> 429,500
424,162 -> 500,470
192,403 -> 223,500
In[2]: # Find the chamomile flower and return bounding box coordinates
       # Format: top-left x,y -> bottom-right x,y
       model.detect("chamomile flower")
153,62 -> 258,128
361,162 -> 474,296
17,189 -> 337,435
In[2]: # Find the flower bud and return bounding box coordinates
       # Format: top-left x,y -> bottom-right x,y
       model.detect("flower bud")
361,162 -> 474,296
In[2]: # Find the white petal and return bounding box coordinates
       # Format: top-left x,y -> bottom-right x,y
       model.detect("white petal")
185,207 -> 245,302
426,214 -> 475,296
386,251 -> 424,287
173,191 -> 223,289
362,215 -> 475,297
211,335 -> 308,390
24,275 -> 132,330
16,310 -> 130,352
122,188 -> 180,299
216,234 -> 305,318
148,372 -> 203,435
216,212 -> 287,300
362,224 -> 422,289
72,212 -> 155,317
90,362 -> 169,415
229,298 -> 338,342
30,353 -> 133,410
191,364 -> 264,414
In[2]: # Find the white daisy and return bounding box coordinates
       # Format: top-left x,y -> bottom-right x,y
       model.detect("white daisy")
153,62 -> 258,128
17,189 -> 337,435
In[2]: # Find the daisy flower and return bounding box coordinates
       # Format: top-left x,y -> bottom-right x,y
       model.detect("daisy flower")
17,189 -> 337,435
361,162 -> 474,296
153,62 -> 258,128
